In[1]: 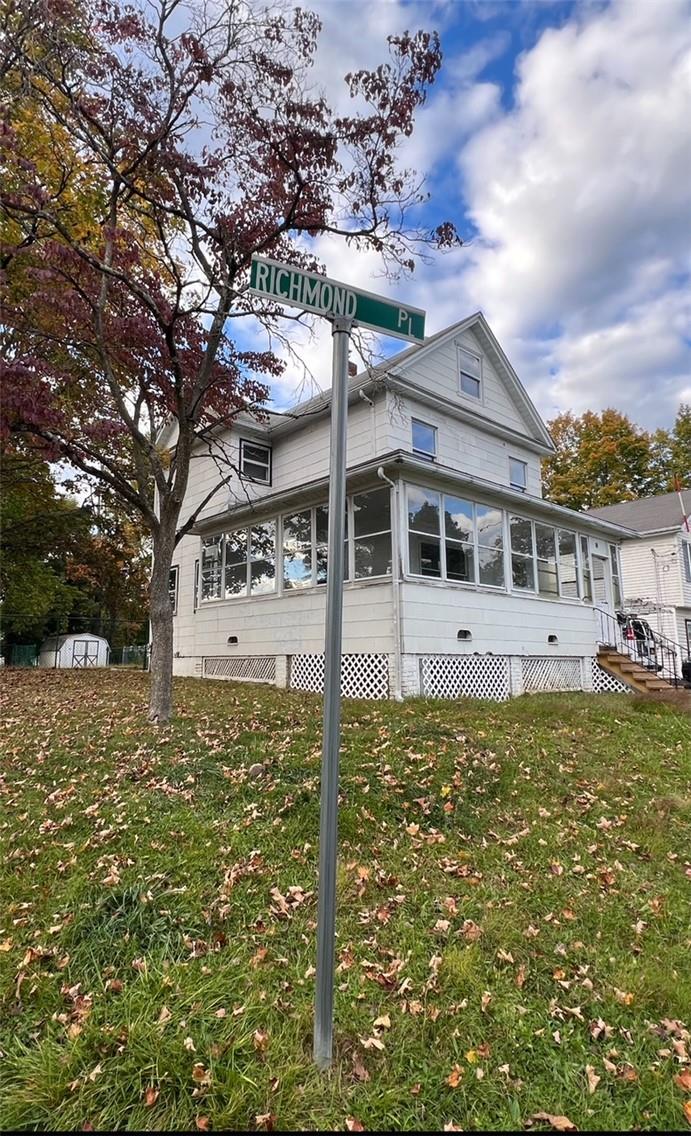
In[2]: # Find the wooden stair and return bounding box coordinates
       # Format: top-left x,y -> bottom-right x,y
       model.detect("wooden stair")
597,647 -> 671,695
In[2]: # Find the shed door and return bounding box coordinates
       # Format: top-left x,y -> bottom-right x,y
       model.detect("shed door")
72,639 -> 99,667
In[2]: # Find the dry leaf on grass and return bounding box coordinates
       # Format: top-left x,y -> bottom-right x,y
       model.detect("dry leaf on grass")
529,1111 -> 578,1131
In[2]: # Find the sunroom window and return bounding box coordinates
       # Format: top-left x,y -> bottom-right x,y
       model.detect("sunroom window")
352,487 -> 391,578
580,535 -> 592,601
409,486 -> 505,588
408,486 -> 442,577
510,516 -> 535,591
557,530 -> 579,598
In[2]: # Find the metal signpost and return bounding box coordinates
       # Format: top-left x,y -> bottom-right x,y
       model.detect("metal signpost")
248,255 -> 425,1069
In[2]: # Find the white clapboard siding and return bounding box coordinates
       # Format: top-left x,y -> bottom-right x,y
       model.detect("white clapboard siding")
680,535 -> 691,606
384,393 -> 542,496
172,581 -> 395,667
619,534 -> 682,607
400,581 -> 598,656
396,328 -> 530,437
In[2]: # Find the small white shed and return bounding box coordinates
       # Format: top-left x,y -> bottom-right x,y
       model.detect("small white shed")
38,633 -> 110,669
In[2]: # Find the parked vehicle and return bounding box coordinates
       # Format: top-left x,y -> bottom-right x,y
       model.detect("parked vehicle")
615,612 -> 662,671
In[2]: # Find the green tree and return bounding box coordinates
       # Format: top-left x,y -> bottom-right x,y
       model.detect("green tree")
669,404 -> 691,487
542,408 -> 662,511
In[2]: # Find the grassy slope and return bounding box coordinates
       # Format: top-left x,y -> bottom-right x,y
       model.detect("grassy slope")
0,670 -> 689,1133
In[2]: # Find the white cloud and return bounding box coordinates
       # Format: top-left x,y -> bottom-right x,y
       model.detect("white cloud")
455,0 -> 691,425
252,0 -> 691,431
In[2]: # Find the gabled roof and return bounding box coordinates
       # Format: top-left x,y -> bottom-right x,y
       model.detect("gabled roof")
269,312 -> 555,453
588,490 -> 691,534
385,312 -> 555,452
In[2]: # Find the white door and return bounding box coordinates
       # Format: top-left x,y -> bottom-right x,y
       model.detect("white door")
592,555 -> 615,645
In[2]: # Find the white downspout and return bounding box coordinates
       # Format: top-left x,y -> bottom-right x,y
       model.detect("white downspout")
377,466 -> 403,700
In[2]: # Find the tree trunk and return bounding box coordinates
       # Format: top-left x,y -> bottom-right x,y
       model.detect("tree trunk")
148,530 -> 176,724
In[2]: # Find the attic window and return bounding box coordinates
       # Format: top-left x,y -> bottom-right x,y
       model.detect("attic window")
239,439 -> 271,484
458,346 -> 482,400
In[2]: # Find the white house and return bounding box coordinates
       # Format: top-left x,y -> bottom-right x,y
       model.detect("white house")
38,632 -> 110,668
167,312 -> 634,700
588,490 -> 691,663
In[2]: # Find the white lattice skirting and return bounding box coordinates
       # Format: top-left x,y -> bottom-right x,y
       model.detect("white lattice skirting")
522,656 -> 582,693
203,656 -> 276,683
591,660 -> 633,695
420,655 -> 511,701
289,653 -> 389,699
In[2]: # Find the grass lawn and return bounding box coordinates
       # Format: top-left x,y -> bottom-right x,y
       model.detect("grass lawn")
0,670 -> 690,1132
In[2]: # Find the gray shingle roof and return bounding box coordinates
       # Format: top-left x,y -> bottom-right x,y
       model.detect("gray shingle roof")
588,490 -> 691,533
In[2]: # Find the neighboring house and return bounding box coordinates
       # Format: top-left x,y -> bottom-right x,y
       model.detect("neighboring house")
588,491 -> 691,663
167,312 -> 632,700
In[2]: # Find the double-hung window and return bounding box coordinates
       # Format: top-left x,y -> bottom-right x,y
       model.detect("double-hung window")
509,457 -> 528,492
412,419 -> 437,461
239,439 -> 271,484
458,346 -> 482,400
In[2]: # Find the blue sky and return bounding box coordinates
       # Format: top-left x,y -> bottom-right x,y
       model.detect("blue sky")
261,0 -> 691,430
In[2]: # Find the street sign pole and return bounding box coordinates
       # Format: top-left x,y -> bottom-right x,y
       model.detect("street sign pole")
313,316 -> 352,1070
246,254 -> 425,1070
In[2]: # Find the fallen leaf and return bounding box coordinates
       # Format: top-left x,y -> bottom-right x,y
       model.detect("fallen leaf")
255,1114 -> 275,1131
183,1036 -> 196,1052
144,1086 -> 160,1107
443,1125 -> 463,1132
586,1065 -> 601,1095
360,1035 -> 385,1051
683,1100 -> 691,1126
447,1064 -> 463,1088
253,1028 -> 269,1053
191,1063 -> 212,1088
345,1120 -> 365,1133
352,1052 -> 370,1083
157,1005 -> 172,1025
195,1118 -> 211,1132
675,1071 -> 691,1092
373,1014 -> 391,1031
530,1112 -> 577,1131
481,991 -> 492,1013
87,1063 -> 103,1083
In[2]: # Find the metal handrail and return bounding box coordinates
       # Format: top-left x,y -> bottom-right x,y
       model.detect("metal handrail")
595,606 -> 680,687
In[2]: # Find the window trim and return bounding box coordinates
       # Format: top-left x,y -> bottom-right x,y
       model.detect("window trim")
239,437 -> 272,485
509,456 -> 528,493
411,418 -> 437,461
457,344 -> 483,402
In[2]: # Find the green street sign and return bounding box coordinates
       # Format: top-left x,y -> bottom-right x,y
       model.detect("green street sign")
248,256 -> 426,343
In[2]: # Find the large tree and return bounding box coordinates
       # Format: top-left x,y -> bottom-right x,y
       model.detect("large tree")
0,0 -> 458,721
542,408 -> 663,511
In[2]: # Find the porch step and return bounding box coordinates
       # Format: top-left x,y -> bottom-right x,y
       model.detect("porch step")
596,648 -> 674,695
